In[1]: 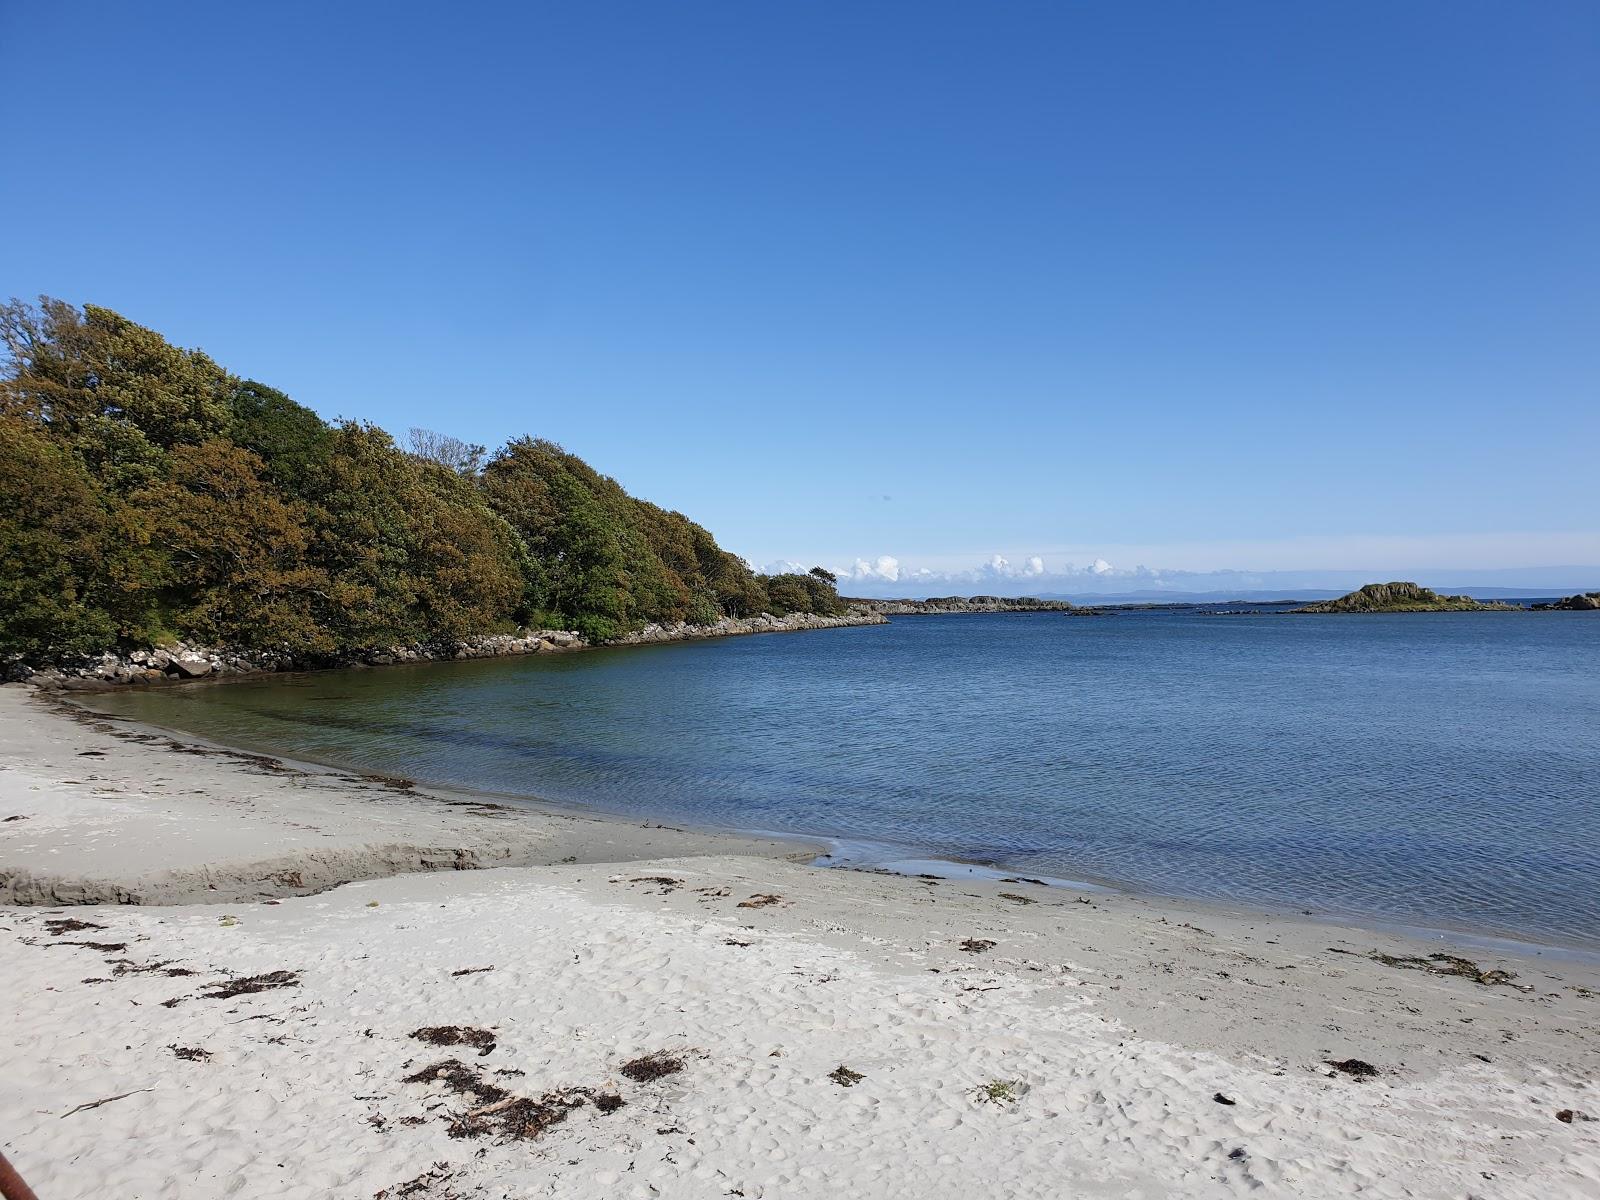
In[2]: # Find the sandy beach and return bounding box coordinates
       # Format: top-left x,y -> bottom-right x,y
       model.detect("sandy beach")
3,685 -> 1598,1199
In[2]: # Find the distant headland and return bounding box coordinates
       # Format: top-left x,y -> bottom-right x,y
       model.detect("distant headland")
849,596 -> 1077,616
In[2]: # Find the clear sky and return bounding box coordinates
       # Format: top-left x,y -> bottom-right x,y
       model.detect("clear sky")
3,2 -> 1596,590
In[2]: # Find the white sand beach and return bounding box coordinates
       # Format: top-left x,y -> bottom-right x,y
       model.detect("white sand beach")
3,685 -> 1598,1199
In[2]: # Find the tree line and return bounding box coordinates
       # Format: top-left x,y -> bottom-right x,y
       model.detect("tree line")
0,298 -> 846,662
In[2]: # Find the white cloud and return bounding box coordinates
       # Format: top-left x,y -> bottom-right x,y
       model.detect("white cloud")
790,532 -> 1600,599
847,555 -> 902,583
758,559 -> 809,576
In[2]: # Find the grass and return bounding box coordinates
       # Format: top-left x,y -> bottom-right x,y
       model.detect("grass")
975,1079 -> 1022,1105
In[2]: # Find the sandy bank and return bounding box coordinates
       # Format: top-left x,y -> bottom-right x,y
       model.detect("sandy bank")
2,688 -> 1599,1197
0,688 -> 810,905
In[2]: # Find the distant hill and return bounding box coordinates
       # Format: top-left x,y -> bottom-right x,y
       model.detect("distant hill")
1292,582 -> 1516,614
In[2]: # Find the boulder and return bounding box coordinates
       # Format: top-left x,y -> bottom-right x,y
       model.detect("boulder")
170,652 -> 213,678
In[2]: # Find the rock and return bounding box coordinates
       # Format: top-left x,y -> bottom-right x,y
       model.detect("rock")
170,652 -> 213,678
1294,582 -> 1515,614
1534,592 -> 1600,611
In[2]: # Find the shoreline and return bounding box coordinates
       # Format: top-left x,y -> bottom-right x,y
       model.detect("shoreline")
54,680 -> 1600,962
4,685 -> 1600,1196
14,607 -> 890,692
0,687 -> 821,906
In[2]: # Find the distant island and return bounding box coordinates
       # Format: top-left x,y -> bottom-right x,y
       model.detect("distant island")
1292,582 -> 1516,614
850,595 -> 1077,616
1532,592 -> 1600,611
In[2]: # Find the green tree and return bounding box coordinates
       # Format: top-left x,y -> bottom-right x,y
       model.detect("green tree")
229,380 -> 334,497
0,416 -> 116,659
1,299 -> 232,489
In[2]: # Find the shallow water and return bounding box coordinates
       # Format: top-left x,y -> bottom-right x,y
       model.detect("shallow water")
90,611 -> 1600,949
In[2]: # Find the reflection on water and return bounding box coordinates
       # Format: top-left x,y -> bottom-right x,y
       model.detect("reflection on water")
90,611 -> 1600,949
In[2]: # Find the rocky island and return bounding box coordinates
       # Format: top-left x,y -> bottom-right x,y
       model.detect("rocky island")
1532,591 -> 1600,611
1292,581 -> 1516,614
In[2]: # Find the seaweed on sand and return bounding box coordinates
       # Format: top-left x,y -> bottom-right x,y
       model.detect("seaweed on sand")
403,1058 -> 509,1106
374,1161 -> 454,1198
200,970 -> 300,999
620,1051 -> 685,1082
402,1058 -> 594,1143
1326,1058 -> 1380,1080
44,918 -> 106,935
448,1091 -> 591,1141
411,1026 -> 497,1056
1371,951 -> 1526,989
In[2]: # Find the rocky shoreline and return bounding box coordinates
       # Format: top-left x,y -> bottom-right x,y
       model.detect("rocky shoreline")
1533,591 -> 1600,611
851,595 -> 1077,616
609,608 -> 887,646
10,609 -> 889,691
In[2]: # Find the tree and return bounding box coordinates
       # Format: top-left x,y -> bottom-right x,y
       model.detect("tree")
134,440 -> 334,656
312,423 -> 522,647
230,380 -> 334,497
1,299 -> 232,474
0,416 -> 116,659
0,296 -> 847,661
408,427 -> 486,475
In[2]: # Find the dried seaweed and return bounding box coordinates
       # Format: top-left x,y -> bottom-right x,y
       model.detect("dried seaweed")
1369,951 -> 1525,989
621,1051 -> 684,1083
200,970 -> 300,999
1326,1058 -> 1379,1080
44,918 -> 106,935
411,1026 -> 497,1056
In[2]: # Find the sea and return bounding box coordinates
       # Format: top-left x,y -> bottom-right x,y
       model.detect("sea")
86,607 -> 1600,951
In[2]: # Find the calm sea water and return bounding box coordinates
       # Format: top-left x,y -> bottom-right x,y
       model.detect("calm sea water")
89,611 -> 1600,949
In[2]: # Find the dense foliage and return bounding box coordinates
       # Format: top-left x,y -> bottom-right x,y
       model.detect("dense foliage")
0,298 -> 846,661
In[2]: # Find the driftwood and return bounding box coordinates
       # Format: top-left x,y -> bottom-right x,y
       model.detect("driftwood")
58,1087 -> 152,1119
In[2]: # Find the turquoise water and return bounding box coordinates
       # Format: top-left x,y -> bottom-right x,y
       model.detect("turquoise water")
89,611 -> 1600,949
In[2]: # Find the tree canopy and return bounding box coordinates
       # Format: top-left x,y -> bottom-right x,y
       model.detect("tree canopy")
0,297 -> 846,663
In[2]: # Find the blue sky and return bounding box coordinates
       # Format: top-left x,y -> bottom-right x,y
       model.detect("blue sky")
3,2 -> 1596,591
